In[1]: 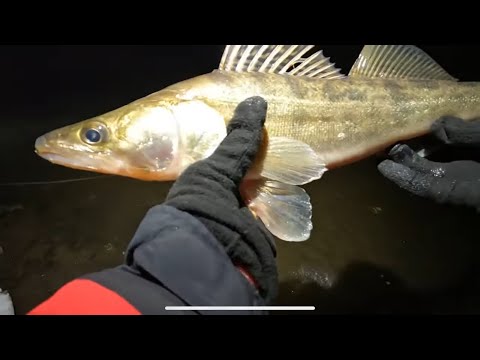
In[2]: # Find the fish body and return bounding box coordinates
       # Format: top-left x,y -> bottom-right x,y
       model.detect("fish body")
160,70 -> 480,169
34,45 -> 480,242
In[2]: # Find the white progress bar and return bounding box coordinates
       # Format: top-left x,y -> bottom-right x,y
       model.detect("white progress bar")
165,306 -> 315,311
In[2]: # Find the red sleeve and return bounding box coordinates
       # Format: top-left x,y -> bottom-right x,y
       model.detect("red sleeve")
28,279 -> 141,315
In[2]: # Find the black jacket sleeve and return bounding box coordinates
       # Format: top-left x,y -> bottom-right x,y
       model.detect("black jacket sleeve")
82,204 -> 267,315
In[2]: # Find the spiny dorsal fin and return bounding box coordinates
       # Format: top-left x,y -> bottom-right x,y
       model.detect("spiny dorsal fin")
348,45 -> 458,81
219,45 -> 346,79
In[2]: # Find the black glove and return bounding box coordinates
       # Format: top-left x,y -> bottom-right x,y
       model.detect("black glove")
378,117 -> 480,211
164,96 -> 278,303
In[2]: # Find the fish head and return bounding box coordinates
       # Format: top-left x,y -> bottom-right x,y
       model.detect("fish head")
35,94 -> 227,181
34,99 -> 185,181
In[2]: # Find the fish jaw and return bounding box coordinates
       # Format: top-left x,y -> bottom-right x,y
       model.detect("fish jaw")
34,130 -> 128,176
35,131 -> 183,181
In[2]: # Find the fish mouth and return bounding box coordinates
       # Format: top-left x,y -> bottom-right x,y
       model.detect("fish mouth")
36,150 -> 103,172
34,136 -> 103,172
34,135 -> 170,181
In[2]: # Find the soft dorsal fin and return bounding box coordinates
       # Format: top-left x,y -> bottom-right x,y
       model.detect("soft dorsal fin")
218,45 -> 346,79
348,45 -> 458,81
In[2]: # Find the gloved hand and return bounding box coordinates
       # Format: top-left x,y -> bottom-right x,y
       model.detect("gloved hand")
378,117 -> 480,211
164,96 -> 278,303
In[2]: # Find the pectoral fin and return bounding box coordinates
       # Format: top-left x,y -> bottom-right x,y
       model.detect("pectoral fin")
243,180 -> 313,242
260,137 -> 327,185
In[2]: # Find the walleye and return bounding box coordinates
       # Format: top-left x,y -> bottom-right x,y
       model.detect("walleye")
34,45 -> 480,242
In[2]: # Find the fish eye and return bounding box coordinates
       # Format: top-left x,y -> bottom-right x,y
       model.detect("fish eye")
81,124 -> 108,145
85,129 -> 101,143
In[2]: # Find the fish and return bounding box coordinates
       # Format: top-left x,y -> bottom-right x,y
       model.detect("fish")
34,45 -> 480,243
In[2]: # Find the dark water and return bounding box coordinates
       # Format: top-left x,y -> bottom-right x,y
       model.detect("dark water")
1,45 -> 479,314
